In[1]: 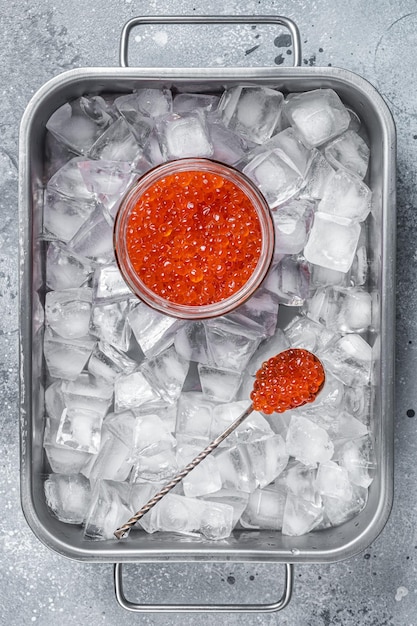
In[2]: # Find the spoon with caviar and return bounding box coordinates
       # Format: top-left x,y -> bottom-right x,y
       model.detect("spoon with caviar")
114,348 -> 325,539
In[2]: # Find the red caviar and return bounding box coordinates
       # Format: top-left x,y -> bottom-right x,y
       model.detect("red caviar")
124,169 -> 262,306
250,349 -> 325,414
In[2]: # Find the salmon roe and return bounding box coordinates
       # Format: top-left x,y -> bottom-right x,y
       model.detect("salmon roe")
124,169 -> 263,306
250,349 -> 325,414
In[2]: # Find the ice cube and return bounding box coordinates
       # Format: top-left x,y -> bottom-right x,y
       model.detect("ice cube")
57,407 -> 104,454
128,302 -> 183,359
276,460 -> 319,504
272,198 -> 314,256
78,160 -> 135,212
174,322 -> 211,365
302,149 -> 335,200
44,442 -> 93,475
307,286 -> 372,333
282,493 -> 323,535
45,381 -> 66,421
131,413 -> 176,457
200,488 -> 249,527
245,434 -> 289,488
207,116 -> 249,165
243,149 -> 303,208
44,130 -> 78,180
103,410 -> 137,447
140,347 -> 187,406
86,426 -> 133,482
318,170 -> 372,223
176,434 -> 210,466
343,385 -> 372,421
146,493 -> 202,536
173,93 -> 219,113
175,392 -> 214,438
218,86 -> 284,144
61,372 -> 113,419
45,288 -> 92,339
215,445 -> 257,493
143,129 -> 165,166
198,364 -> 243,402
284,89 -> 350,148
43,188 -> 97,242
117,88 -> 172,119
283,314 -> 335,353
46,241 -> 94,290
286,415 -> 334,466
92,264 -> 132,303
340,435 -> 376,488
46,96 -> 114,154
271,256 -> 310,306
323,484 -> 368,526
315,460 -> 353,501
226,290 -> 279,338
47,156 -> 96,201
44,473 -> 91,524
303,370 -> 344,414
304,212 -> 361,273
200,501 -> 234,540
156,111 -> 214,160
90,300 -> 131,352
84,480 -> 132,540
310,263 -> 349,288
240,486 -> 286,530
247,329 -> 290,376
182,456 -> 222,497
114,371 -> 160,412
67,204 -> 114,264
87,341 -> 136,383
204,317 -> 261,372
132,447 -> 179,483
211,402 -> 273,445
319,334 -> 372,386
129,482 -> 165,532
89,118 -> 148,170
43,328 -> 96,380
325,130 -> 370,179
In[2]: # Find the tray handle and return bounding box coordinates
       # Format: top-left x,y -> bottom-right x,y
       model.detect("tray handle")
114,562 -> 293,613
119,15 -> 302,68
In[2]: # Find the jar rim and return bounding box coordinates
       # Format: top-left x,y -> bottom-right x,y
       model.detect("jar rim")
114,157 -> 275,320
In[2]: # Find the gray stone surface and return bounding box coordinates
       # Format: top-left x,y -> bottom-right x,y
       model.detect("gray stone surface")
0,0 -> 415,623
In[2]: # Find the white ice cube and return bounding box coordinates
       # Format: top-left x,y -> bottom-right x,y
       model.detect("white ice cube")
198,364 -> 243,403
286,415 -> 334,467
57,407 -> 104,454
44,473 -> 91,524
114,371 -> 160,411
325,130 -> 370,179
157,111 -> 213,160
304,212 -> 361,273
318,169 -> 372,223
282,493 -> 323,536
315,460 -> 353,501
182,456 -> 222,497
319,334 -> 372,386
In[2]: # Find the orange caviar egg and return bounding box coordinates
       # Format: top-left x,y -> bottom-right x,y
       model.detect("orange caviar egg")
250,349 -> 325,414
124,170 -> 262,306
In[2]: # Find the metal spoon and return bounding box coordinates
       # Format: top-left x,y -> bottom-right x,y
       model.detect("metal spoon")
114,349 -> 324,540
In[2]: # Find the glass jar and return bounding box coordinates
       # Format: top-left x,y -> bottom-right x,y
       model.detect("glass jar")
114,158 -> 275,319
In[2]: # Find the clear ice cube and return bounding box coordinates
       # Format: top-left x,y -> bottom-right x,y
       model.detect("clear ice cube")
282,493 -> 323,536
128,302 -> 183,359
211,403 -> 273,446
87,428 -> 132,482
218,86 -> 284,144
141,346 -> 189,404
286,414 -> 334,467
43,188 -> 96,242
304,212 -> 361,273
306,286 -> 372,333
215,445 -> 257,493
92,264 -> 132,303
43,328 -> 96,380
78,160 -> 134,212
156,111 -> 214,160
245,434 -> 289,488
325,130 -> 370,179
87,341 -> 136,383
44,473 -> 91,524
84,480 -> 132,540
174,321 -> 210,365
271,256 -> 310,306
247,329 -> 290,376
284,89 -> 350,148
46,96 -> 114,154
243,148 -> 303,208
46,241 -> 94,290
315,460 -> 353,501
207,116 -> 249,165
272,198 -> 314,255
226,290 -> 279,337
67,204 -> 114,264
284,314 -> 335,353
114,371 -> 160,412
57,407 -> 104,454
319,334 -> 372,386
45,381 -> 66,421
61,372 -> 113,419
204,317 -> 261,372
44,442 -> 93,475
276,460 -> 319,504
198,364 -> 243,403
173,93 -> 219,113
302,149 -> 335,200
182,456 -> 223,497
323,484 -> 368,526
318,169 -> 372,223
88,117 -> 146,167
175,392 -> 214,438
47,156 -> 96,201
90,300 -> 131,352
240,486 -> 286,530
45,288 -> 92,339
117,88 -> 172,119
200,488 -> 249,527
340,435 -> 376,488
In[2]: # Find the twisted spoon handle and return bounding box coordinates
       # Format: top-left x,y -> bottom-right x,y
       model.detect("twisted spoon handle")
114,402 -> 254,539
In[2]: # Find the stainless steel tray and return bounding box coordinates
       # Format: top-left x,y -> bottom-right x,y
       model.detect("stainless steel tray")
19,15 -> 396,613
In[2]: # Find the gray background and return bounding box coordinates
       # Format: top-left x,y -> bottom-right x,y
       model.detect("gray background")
0,0 -> 414,624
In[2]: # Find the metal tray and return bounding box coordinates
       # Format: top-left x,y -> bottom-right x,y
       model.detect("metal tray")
19,16 -> 396,613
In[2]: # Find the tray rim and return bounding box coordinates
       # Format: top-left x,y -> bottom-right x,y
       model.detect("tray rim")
19,65 -> 396,564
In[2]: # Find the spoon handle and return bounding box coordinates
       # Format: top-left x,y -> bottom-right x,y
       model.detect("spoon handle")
114,402 -> 254,539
